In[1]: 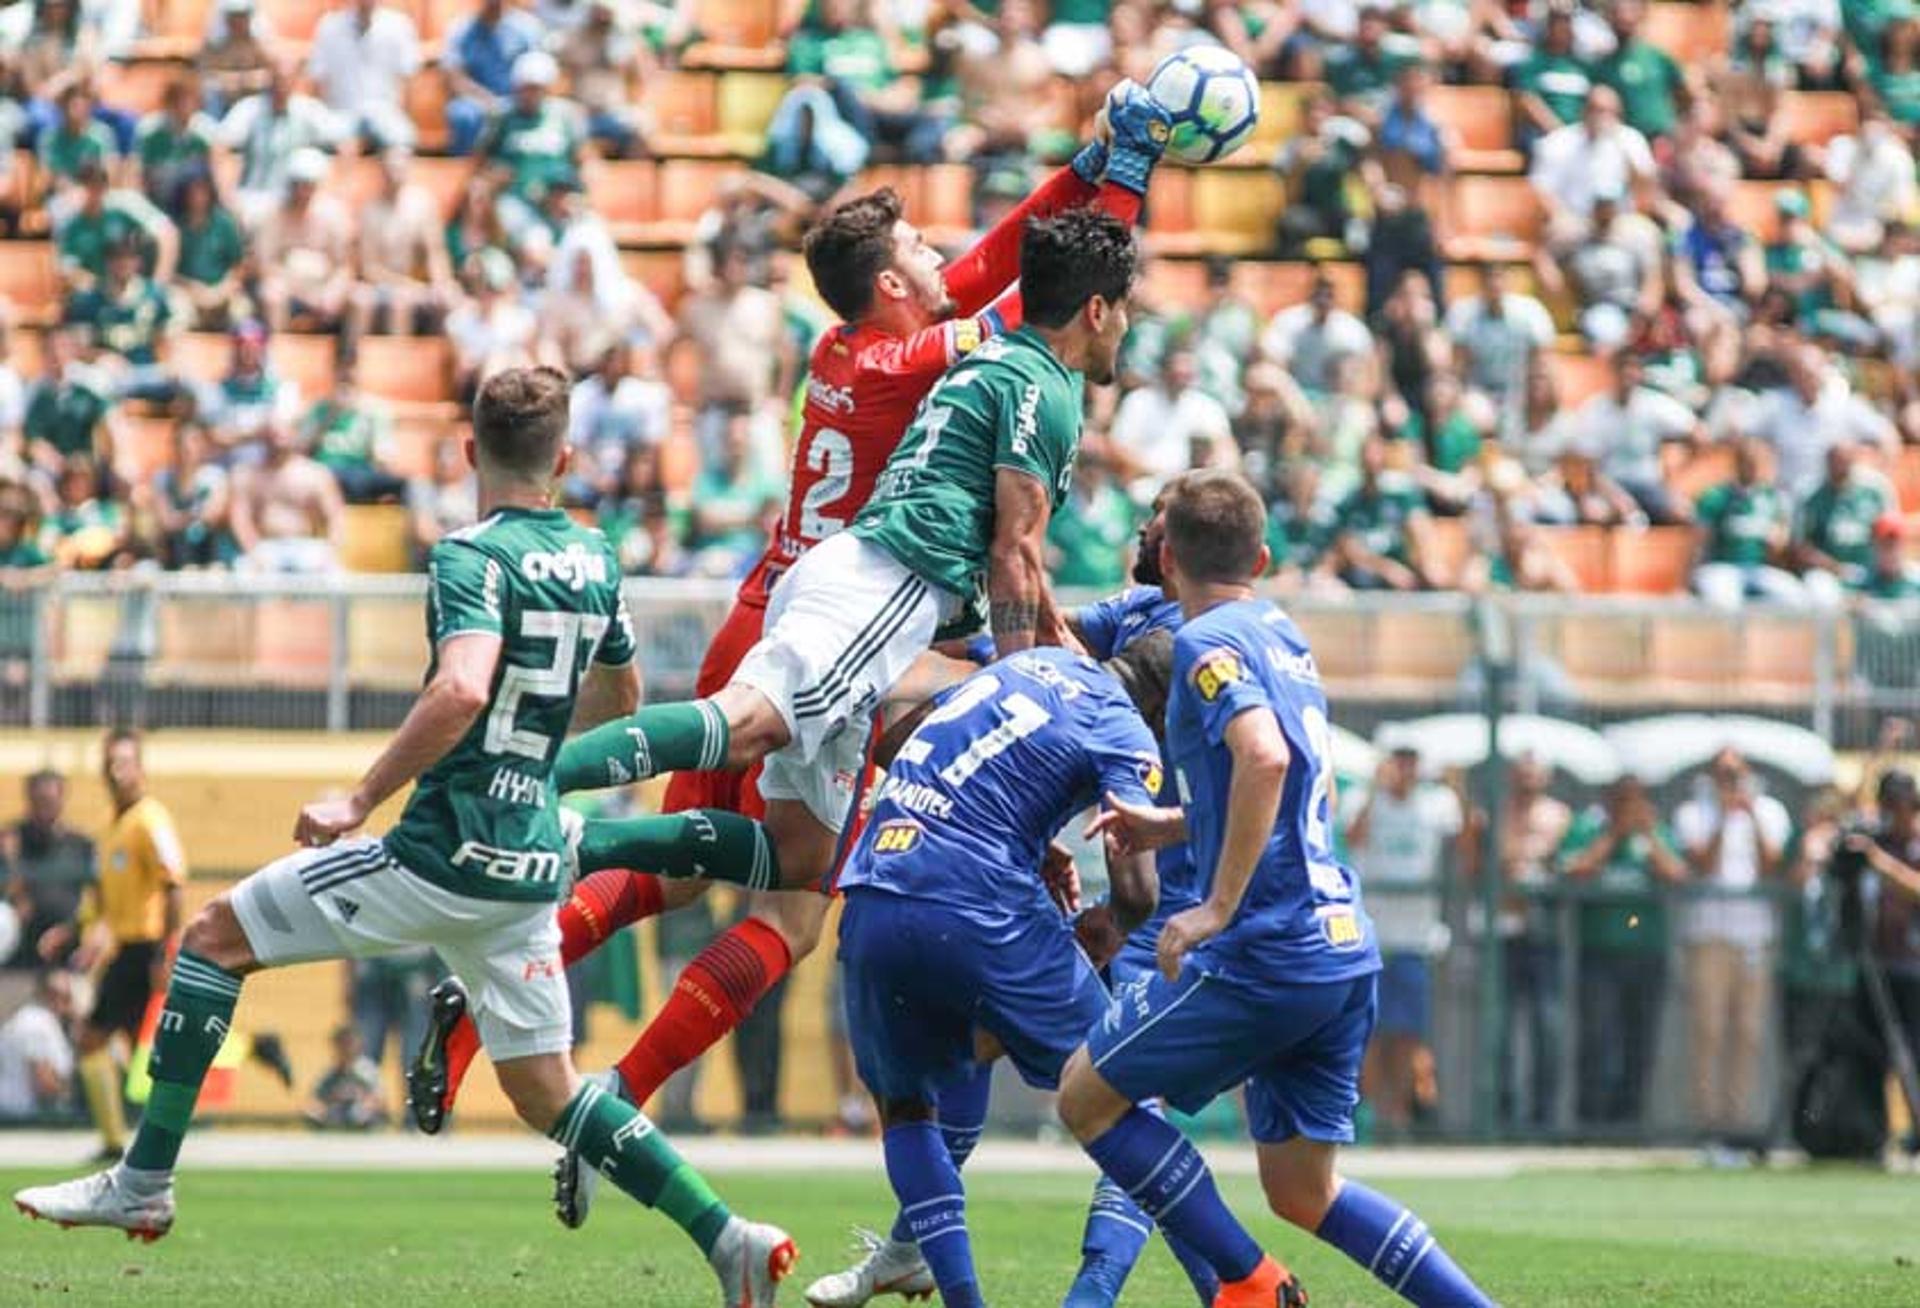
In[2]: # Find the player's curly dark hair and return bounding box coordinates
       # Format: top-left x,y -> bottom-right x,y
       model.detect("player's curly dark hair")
804,186 -> 904,323
1107,628 -> 1174,741
473,366 -> 571,478
1166,470 -> 1266,584
1020,206 -> 1139,329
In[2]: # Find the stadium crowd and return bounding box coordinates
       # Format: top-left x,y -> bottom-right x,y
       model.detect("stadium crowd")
0,0 -> 1909,604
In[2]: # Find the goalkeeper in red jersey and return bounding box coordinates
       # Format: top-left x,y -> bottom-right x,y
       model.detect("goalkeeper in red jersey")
407,85 -> 1170,1166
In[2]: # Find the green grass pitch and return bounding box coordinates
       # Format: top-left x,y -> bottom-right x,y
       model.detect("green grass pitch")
4,1165 -> 1917,1305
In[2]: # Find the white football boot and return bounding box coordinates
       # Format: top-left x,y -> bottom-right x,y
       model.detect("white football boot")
804,1227 -> 936,1306
711,1215 -> 800,1308
14,1167 -> 174,1242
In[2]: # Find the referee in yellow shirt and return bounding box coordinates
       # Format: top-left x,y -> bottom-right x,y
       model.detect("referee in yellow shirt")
42,729 -> 186,1161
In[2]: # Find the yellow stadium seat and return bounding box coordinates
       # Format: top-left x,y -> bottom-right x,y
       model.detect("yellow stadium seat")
1536,525 -> 1611,592
716,71 -> 787,149
1193,170 -> 1286,253
1610,526 -> 1698,595
340,504 -> 415,574
1249,82 -> 1315,158
347,595 -> 429,686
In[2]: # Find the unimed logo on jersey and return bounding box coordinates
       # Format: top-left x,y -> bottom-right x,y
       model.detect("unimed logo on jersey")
1191,648 -> 1245,702
870,819 -> 922,854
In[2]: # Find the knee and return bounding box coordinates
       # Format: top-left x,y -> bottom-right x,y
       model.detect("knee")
496,1059 -> 575,1134
713,685 -> 789,763
757,895 -> 827,959
180,896 -> 253,973
1055,1048 -> 1125,1143
880,1095 -> 933,1128
1265,1171 -> 1340,1232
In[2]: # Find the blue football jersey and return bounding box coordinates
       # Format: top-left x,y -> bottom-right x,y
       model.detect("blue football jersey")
840,647 -> 1164,924
1167,598 -> 1380,984
1074,585 -> 1182,661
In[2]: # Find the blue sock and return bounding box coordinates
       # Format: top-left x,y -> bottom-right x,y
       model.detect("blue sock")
1316,1181 -> 1494,1307
1083,1106 -> 1262,1285
891,1064 -> 991,1244
883,1121 -> 983,1308
1064,1175 -> 1151,1307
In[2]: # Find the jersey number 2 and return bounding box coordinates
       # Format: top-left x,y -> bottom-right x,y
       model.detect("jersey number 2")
485,609 -> 611,761
798,427 -> 853,539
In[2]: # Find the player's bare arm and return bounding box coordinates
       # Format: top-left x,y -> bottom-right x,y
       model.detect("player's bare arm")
294,632 -> 503,848
988,468 -> 1060,654
1156,706 -> 1289,982
570,659 -> 642,734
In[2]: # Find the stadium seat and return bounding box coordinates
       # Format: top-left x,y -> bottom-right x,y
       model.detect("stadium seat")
356,335 -> 451,404
1610,526 -> 1698,594
645,71 -> 727,154
1193,170 -> 1286,255
1536,525 -> 1611,592
274,333 -> 339,398
117,414 -> 177,484
339,504 -> 415,573
1778,92 -> 1860,147
651,158 -> 744,240
1445,176 -> 1542,261
1421,515 -> 1473,587
175,332 -> 232,383
0,242 -> 58,322
1665,442 -> 1738,503
1428,86 -> 1522,174
716,71 -> 787,151
585,158 -> 661,234
1647,615 -> 1741,687
406,66 -> 451,153
921,164 -> 974,240
387,416 -> 456,480
1144,167 -> 1197,244
620,247 -> 688,308
1248,82 -> 1314,158
1897,446 -> 1920,514
1236,260 -> 1366,316
1741,613 -> 1818,688
1644,1 -> 1732,65
153,598 -> 255,681
684,0 -> 786,69
252,598 -> 335,685
261,0 -> 325,44
1545,351 -> 1612,409
96,60 -> 178,116
148,0 -> 211,44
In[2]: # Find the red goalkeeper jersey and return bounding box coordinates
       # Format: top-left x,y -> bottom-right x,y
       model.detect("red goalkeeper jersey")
735,167 -> 1139,606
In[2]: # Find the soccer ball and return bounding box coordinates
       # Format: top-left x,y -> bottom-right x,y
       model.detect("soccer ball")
1144,44 -> 1261,165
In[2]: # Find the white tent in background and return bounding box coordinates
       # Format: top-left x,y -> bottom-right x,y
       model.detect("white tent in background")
1374,714 -> 1622,785
1601,714 -> 1836,787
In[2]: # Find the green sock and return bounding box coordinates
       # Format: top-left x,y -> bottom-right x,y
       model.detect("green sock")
578,810 -> 781,890
556,700 -> 731,793
550,1080 -> 732,1254
125,951 -> 242,1173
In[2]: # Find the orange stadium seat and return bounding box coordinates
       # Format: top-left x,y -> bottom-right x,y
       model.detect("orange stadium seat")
1429,85 -> 1522,174
1741,614 -> 1818,688
1644,1 -> 1732,65
0,242 -> 58,321
621,248 -> 688,307
1445,175 -> 1542,260
1546,351 -> 1612,409
921,164 -> 974,240
1779,92 -> 1861,146
96,61 -> 180,116
252,598 -> 335,683
406,67 -> 451,153
652,158 -> 744,238
685,0 -> 786,69
388,415 -> 457,479
1665,441 -> 1738,503
1420,515 -> 1472,588
645,71 -> 723,152
261,0 -> 326,44
1610,526 -> 1698,594
1237,260 -> 1366,316
357,335 -> 451,404
274,333 -> 338,398
1144,168 -> 1197,242
117,414 -> 176,484
587,158 -> 661,234
1537,525 -> 1611,592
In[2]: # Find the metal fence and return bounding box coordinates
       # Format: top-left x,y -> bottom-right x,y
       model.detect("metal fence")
3,574 -> 1914,1142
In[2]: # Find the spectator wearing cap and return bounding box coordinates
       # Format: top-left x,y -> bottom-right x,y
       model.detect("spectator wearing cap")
1571,351 -> 1700,525
54,162 -> 177,293
198,0 -> 276,118
307,0 -> 423,150
171,171 -> 251,332
555,0 -> 656,159
1559,773 -> 1685,1125
1260,272 -> 1374,397
1593,0 -> 1691,141
1692,433 -> 1807,610
538,237 -> 672,377
1794,441 -> 1898,601
1108,342 -> 1237,500
1443,260 -> 1556,429
443,0 -> 554,157
1675,747 -> 1791,1152
1509,4 -> 1593,155
218,59 -> 345,221
477,52 -> 587,252
354,149 -> 455,337
1824,108 -> 1918,256
1530,85 -> 1658,246
1330,433 -> 1436,590
229,416 -> 344,574
1861,513 -> 1920,599
63,236 -> 183,406
253,148 -> 354,334
206,320 -> 300,459
1750,341 -> 1897,505
133,78 -> 217,221
1344,742 -> 1464,1135
1274,90 -> 1370,256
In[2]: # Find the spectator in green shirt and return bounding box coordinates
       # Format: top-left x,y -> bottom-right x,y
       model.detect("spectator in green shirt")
22,328 -> 117,480
1560,774 -> 1687,1125
1274,90 -> 1369,255
1266,460 -> 1340,591
1047,454 -> 1138,590
1594,0 -> 1690,139
786,0 -> 952,165
299,352 -> 406,505
1869,16 -> 1920,126
1693,435 -> 1807,609
1324,7 -> 1420,123
39,85 -> 116,195
687,404 -> 783,574
172,170 -> 252,331
55,162 -> 178,293
477,51 -> 586,245
1510,5 -> 1594,152
134,77 -> 217,219
1795,441 -> 1897,598
43,454 -> 128,570
1331,435 -> 1437,590
63,238 -> 182,404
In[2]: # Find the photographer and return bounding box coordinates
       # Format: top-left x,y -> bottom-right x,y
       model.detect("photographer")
1839,770 -> 1920,1069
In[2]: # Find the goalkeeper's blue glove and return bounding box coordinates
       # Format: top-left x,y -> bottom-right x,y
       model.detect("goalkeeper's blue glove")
1070,136 -> 1109,186
1101,79 -> 1172,196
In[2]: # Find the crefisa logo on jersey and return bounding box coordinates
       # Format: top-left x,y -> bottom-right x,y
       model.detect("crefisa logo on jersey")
807,376 -> 856,414
520,543 -> 607,592
871,819 -> 922,855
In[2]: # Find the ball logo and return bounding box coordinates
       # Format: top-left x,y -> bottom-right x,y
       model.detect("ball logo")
1191,648 -> 1245,702
1146,119 -> 1170,145
871,819 -> 922,855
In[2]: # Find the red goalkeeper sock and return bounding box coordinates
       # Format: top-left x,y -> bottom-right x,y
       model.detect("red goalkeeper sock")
615,917 -> 792,1105
559,869 -> 666,963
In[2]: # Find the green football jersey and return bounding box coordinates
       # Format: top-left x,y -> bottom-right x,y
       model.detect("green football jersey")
851,327 -> 1085,597
384,507 -> 635,903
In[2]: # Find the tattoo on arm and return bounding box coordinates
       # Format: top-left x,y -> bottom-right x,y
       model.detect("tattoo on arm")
990,599 -> 1039,637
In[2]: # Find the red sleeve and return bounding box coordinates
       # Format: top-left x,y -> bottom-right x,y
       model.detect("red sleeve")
944,170 -> 1145,316
859,291 -> 1024,383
